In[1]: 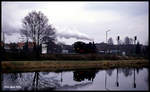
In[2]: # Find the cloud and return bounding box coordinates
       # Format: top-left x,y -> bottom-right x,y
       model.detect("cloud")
84,2 -> 148,16
2,21 -> 19,36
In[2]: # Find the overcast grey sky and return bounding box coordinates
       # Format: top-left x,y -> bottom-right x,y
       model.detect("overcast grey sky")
1,1 -> 149,45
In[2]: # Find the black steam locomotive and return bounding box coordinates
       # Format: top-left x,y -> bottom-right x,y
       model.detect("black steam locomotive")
73,41 -> 97,54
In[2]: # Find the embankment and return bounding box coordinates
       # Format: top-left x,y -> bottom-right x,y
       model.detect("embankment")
2,59 -> 149,73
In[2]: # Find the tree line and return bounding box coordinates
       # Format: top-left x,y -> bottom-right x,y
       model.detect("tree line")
1,11 -> 148,60
107,36 -> 138,45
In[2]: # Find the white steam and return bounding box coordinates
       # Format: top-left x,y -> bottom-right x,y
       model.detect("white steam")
55,27 -> 94,41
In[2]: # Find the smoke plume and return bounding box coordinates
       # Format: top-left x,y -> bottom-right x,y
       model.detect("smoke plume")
56,27 -> 94,41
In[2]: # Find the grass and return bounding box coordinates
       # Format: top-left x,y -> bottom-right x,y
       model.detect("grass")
2,59 -> 149,73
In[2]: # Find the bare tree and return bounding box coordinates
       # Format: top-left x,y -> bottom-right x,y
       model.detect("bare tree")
124,36 -> 133,45
108,37 -> 113,45
124,36 -> 130,45
129,38 -> 133,45
20,11 -> 56,56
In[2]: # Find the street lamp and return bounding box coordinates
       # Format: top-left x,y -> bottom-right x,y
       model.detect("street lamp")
105,30 -> 111,54
106,30 -> 111,44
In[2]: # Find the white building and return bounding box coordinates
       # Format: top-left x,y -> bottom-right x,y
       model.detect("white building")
42,44 -> 47,54
62,49 -> 69,54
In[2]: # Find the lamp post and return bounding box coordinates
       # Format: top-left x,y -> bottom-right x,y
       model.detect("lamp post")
106,30 -> 110,54
106,30 -> 111,44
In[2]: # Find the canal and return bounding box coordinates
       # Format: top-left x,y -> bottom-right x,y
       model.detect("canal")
1,68 -> 149,91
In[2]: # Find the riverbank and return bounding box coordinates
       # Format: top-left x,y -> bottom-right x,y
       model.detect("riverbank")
2,59 -> 149,73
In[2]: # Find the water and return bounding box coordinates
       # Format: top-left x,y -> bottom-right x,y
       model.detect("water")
1,68 -> 149,91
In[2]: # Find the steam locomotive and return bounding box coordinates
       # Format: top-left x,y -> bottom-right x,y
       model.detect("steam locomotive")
73,41 -> 97,54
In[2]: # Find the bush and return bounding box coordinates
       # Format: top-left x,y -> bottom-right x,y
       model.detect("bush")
40,54 -> 124,60
2,52 -> 144,61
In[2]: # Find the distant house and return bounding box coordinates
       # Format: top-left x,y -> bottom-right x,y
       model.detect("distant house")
3,42 -> 35,53
46,43 -> 62,54
18,42 -> 24,49
17,42 -> 34,51
61,44 -> 74,54
4,44 -> 11,52
95,42 -> 147,56
62,49 -> 69,54
42,44 -> 47,54
45,43 -> 74,54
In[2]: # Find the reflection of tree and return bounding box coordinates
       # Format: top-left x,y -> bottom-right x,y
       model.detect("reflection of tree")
106,69 -> 114,76
122,68 -> 133,77
105,70 -> 109,90
133,68 -> 136,88
116,68 -> 119,87
136,68 -> 139,75
4,72 -> 61,91
32,72 -> 58,91
3,71 -> 93,91
10,73 -> 18,81
73,70 -> 98,82
32,72 -> 39,91
2,73 -> 22,88
9,73 -> 22,81
136,68 -> 143,75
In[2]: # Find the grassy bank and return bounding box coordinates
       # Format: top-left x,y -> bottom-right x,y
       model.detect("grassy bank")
2,59 -> 149,73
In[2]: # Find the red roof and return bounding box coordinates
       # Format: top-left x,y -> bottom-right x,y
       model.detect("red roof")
17,42 -> 34,48
18,42 -> 24,48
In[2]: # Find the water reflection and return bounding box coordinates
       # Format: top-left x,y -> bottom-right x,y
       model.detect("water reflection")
32,72 -> 39,91
73,70 -> 99,82
133,68 -> 136,88
2,68 -> 148,91
116,68 -> 119,87
105,67 -> 148,90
